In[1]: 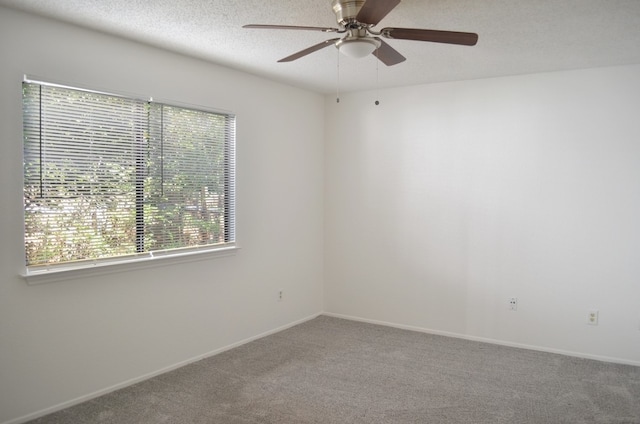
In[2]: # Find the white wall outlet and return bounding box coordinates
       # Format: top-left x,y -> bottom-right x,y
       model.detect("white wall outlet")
587,310 -> 599,325
509,297 -> 518,311
278,289 -> 283,302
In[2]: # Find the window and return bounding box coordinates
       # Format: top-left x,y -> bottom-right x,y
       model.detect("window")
23,80 -> 235,274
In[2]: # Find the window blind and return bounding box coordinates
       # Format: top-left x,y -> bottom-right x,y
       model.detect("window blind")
23,81 -> 236,269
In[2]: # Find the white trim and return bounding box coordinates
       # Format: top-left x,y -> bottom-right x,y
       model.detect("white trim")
23,245 -> 240,285
321,312 -> 640,367
4,312 -> 322,424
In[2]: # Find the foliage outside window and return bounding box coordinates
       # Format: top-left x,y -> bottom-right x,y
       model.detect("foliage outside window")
23,81 -> 236,271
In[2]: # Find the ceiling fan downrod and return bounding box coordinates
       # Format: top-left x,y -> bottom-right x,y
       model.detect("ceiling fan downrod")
331,0 -> 366,27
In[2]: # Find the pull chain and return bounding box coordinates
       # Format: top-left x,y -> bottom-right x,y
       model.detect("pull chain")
375,51 -> 380,106
336,49 -> 341,103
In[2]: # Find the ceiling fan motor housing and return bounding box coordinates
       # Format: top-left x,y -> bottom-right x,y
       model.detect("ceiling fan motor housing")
332,0 -> 365,26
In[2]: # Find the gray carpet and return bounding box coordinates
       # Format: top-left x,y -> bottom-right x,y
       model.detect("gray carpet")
28,316 -> 640,423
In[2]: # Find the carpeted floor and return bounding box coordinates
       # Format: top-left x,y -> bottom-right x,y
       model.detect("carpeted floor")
28,315 -> 640,423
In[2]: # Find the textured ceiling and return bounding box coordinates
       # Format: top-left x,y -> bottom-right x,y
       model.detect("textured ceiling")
2,0 -> 640,93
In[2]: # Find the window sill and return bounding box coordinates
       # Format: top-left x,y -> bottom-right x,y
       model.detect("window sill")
22,245 -> 240,285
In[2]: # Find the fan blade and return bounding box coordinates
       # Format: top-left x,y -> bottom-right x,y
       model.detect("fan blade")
356,0 -> 401,26
278,38 -> 341,62
243,24 -> 339,33
382,28 -> 478,46
373,39 -> 406,66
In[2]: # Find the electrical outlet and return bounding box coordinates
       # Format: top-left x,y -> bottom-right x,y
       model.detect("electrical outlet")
278,289 -> 283,302
587,310 -> 599,326
509,297 -> 518,311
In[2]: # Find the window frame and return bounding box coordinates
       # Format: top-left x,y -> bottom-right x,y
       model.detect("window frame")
21,78 -> 238,284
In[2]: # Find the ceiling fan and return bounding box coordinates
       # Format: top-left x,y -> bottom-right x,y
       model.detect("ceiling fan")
243,0 -> 478,66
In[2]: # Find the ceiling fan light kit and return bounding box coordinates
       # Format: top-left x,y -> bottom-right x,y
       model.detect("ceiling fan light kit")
336,36 -> 381,58
244,0 -> 478,65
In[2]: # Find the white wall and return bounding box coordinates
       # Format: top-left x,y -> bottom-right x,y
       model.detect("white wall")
324,64 -> 640,365
0,7 -> 324,424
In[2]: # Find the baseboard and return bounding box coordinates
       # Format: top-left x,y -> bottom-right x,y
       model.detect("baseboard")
4,312 -> 322,424
322,311 -> 640,368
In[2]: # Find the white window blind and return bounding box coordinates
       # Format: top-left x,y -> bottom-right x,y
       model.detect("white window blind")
23,81 -> 235,271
